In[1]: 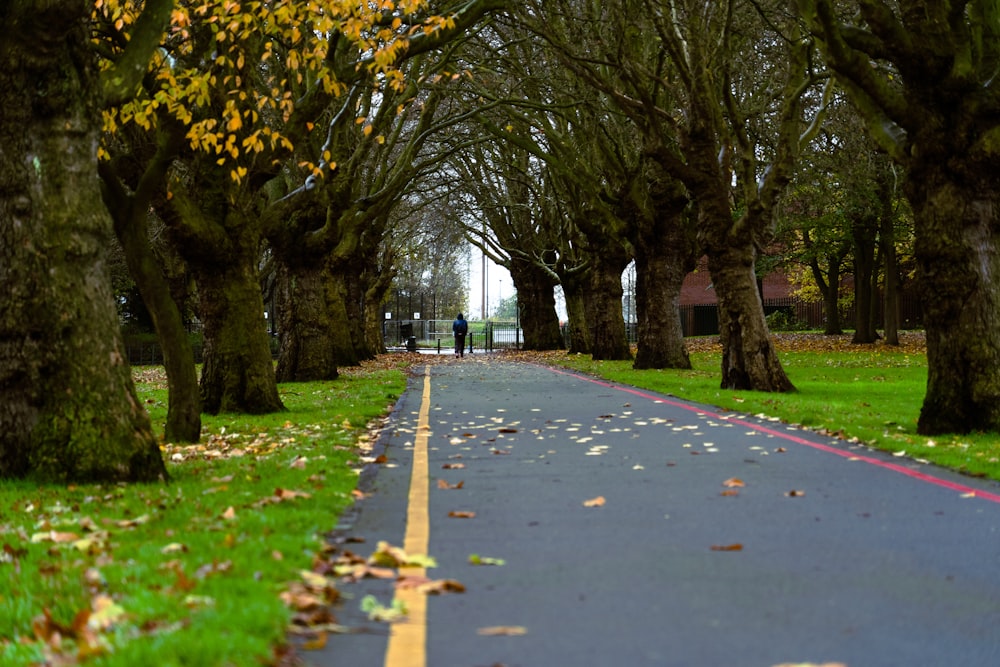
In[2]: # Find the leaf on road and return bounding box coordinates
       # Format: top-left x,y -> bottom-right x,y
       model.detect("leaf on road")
442,463 -> 465,469
395,575 -> 466,594
785,490 -> 806,497
469,554 -> 506,566
720,489 -> 740,497
710,544 -> 744,552
437,479 -> 464,490
583,496 -> 606,507
448,510 -> 476,518
722,478 -> 745,488
478,625 -> 528,636
368,541 -> 437,568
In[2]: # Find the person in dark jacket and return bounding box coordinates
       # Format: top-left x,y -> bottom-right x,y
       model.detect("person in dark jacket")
452,313 -> 468,358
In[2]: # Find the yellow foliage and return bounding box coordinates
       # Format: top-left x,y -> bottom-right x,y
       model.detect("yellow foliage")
97,0 -> 443,168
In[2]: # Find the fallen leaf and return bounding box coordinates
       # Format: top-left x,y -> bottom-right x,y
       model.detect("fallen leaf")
478,626 -> 528,636
448,511 -> 476,518
469,554 -> 506,566
710,544 -> 744,552
437,479 -> 464,490
498,428 -> 518,434
583,496 -> 606,507
442,463 -> 465,469
395,575 -> 466,594
301,631 -> 328,650
221,506 -> 237,520
722,477 -> 745,488
785,490 -> 806,497
720,490 -> 740,497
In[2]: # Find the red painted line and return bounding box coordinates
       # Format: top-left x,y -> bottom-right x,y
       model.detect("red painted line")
546,365 -> 1000,504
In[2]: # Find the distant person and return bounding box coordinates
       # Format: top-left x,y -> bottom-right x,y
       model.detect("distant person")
452,313 -> 468,358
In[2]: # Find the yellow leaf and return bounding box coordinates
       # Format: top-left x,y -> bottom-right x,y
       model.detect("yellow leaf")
583,496 -> 606,507
477,626 -> 527,636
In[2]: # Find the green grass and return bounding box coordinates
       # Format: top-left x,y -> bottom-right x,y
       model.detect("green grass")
0,364 -> 407,666
549,345 -> 1000,481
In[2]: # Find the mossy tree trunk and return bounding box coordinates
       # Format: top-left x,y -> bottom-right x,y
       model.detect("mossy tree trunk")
275,260 -> 338,382
908,170 -> 1000,434
585,243 -> 632,361
631,173 -> 696,370
99,128 -> 201,443
560,270 -> 591,355
0,0 -> 166,482
509,257 -> 563,351
164,170 -> 283,416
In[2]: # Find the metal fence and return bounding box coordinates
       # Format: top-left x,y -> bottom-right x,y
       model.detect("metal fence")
384,319 -> 523,352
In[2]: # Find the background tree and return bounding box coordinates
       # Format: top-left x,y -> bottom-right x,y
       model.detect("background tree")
795,0 -> 1000,433
0,0 -> 171,481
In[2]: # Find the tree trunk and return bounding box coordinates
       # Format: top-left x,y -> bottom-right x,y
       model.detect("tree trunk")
907,171 -> 1000,435
509,258 -> 563,351
708,246 -> 795,392
850,212 -> 879,343
112,208 -> 202,442
878,169 -> 900,346
634,250 -> 692,369
194,260 -> 284,414
812,254 -> 844,335
327,268 -> 364,367
275,262 -> 338,382
586,247 -> 632,361
0,2 -> 166,481
99,131 -> 201,443
560,272 -> 591,355
632,186 -> 696,369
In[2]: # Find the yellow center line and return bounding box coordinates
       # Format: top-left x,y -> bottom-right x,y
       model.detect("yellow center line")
384,366 -> 432,667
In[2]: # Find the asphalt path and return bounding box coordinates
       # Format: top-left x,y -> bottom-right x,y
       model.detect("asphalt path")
305,357 -> 1000,667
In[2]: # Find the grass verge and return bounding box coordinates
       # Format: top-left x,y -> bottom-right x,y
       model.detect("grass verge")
529,333 -> 1000,482
0,362 -> 408,666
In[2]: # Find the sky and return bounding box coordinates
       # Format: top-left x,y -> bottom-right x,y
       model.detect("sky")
465,244 -> 568,321
466,244 -> 513,321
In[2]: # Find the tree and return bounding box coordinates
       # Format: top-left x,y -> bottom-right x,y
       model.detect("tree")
0,0 -> 170,481
795,0 -> 1000,433
102,0 -> 506,410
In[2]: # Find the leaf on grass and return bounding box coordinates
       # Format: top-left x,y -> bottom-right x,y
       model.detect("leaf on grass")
161,542 -> 188,555
477,625 -> 528,636
448,510 -> 476,519
30,530 -> 79,544
583,496 -> 606,507
88,595 -> 126,631
275,488 -> 312,501
710,544 -> 743,552
221,506 -> 237,520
